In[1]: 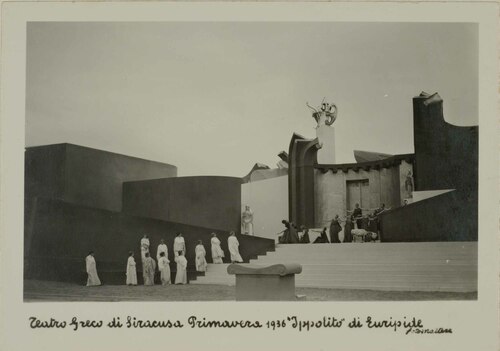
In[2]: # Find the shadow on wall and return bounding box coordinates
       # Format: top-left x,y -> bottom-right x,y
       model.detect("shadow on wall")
380,190 -> 477,242
380,92 -> 478,242
24,197 -> 275,285
122,176 -> 242,233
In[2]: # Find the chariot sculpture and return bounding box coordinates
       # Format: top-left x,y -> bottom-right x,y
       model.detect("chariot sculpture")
306,99 -> 338,128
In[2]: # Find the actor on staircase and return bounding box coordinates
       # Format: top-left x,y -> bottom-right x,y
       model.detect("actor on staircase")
195,240 -> 208,272
228,231 -> 244,263
211,233 -> 225,264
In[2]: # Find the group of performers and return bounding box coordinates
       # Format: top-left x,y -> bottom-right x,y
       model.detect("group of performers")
85,231 -> 245,287
277,203 -> 389,244
277,220 -> 339,244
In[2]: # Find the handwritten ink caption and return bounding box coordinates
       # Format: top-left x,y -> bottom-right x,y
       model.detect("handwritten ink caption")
28,315 -> 452,335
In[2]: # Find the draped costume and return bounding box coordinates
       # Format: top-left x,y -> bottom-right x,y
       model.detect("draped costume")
126,256 -> 137,285
140,238 -> 150,262
313,230 -> 330,243
289,225 -> 300,243
85,255 -> 101,286
173,237 -> 186,256
279,223 -> 300,244
195,244 -> 208,272
174,255 -> 188,284
343,220 -> 353,243
156,243 -> 168,261
143,256 -> 156,286
329,219 -> 342,243
351,208 -> 363,229
211,237 -> 225,264
300,229 -> 310,243
158,256 -> 171,285
228,236 -> 243,263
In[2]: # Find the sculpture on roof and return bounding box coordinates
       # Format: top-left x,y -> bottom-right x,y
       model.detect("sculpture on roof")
306,98 -> 338,128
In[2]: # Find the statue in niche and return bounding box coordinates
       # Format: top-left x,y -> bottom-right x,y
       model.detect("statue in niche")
306,98 -> 338,128
405,170 -> 414,198
241,205 -> 254,236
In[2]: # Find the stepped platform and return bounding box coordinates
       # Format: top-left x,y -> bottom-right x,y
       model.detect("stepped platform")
191,242 -> 477,292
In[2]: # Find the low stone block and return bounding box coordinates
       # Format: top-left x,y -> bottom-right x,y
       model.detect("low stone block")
227,263 -> 302,301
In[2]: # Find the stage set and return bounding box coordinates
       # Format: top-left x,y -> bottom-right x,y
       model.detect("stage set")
24,92 -> 478,299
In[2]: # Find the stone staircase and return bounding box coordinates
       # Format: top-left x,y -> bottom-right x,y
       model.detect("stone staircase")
190,242 -> 477,292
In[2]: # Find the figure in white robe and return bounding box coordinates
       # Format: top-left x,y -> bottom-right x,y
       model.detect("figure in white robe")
195,241 -> 208,272
158,252 -> 171,285
157,240 -> 168,261
85,252 -> 101,286
174,251 -> 188,285
140,235 -> 150,262
228,232 -> 243,263
211,234 -> 225,264
126,252 -> 137,285
143,253 -> 156,286
242,205 -> 254,235
173,233 -> 186,257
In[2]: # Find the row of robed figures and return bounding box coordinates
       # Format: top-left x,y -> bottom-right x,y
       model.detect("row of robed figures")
276,203 -> 389,244
85,231 -> 245,286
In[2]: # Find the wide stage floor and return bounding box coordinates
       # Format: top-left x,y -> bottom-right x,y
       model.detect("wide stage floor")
24,280 -> 476,302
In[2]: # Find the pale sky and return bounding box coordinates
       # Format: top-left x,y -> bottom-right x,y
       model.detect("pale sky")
26,22 -> 478,177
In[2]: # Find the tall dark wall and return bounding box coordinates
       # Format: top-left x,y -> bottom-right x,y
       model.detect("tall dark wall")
380,92 -> 478,242
413,92 -> 478,195
25,144 -> 66,201
25,143 -> 177,212
25,197 -> 275,284
380,191 -> 477,242
122,176 -> 242,233
25,145 -> 66,259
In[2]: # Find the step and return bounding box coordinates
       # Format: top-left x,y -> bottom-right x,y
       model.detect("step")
294,281 -> 477,292
192,242 -> 477,292
192,270 -> 475,281
250,259 -> 476,265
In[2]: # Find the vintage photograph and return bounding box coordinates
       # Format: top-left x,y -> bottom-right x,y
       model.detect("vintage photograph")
23,21 -> 478,302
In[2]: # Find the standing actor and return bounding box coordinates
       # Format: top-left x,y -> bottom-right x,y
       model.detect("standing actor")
329,215 -> 342,243
173,232 -> 186,257
126,251 -> 137,286
158,251 -> 171,285
211,233 -> 225,264
143,252 -> 156,286
85,251 -> 101,287
228,231 -> 243,263
195,240 -> 208,272
174,251 -> 188,285
156,239 -> 168,261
